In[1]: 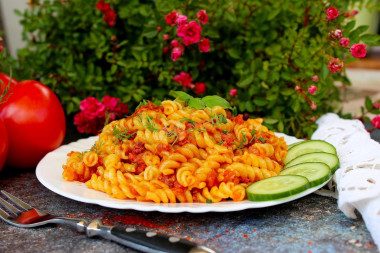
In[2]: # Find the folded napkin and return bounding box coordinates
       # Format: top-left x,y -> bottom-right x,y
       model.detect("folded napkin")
311,113 -> 380,247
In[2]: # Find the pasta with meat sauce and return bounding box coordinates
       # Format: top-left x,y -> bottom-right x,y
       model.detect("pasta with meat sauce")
62,100 -> 288,203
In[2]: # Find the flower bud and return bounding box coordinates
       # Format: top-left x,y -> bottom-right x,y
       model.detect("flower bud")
308,85 -> 317,95
229,88 -> 237,97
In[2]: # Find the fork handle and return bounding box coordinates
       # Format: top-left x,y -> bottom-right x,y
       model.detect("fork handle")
86,220 -> 215,253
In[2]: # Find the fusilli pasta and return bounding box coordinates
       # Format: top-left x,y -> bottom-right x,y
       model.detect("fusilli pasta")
62,99 -> 288,203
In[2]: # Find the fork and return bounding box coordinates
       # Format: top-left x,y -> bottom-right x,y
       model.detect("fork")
0,190 -> 215,253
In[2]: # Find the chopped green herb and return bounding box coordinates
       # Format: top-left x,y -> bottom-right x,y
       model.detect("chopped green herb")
222,130 -> 230,134
167,131 -> 179,146
196,128 -> 207,132
217,114 -> 228,124
113,126 -> 135,144
259,136 -> 267,143
180,118 -> 195,126
249,129 -> 257,144
218,141 -> 224,145
237,132 -> 247,149
135,99 -> 149,110
209,113 -> 228,126
206,199 -> 212,204
145,116 -> 159,132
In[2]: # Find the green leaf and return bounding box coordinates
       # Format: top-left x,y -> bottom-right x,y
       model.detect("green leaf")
365,96 -> 373,111
264,118 -> 279,124
188,98 -> 206,109
277,120 -> 284,132
143,30 -> 158,39
202,95 -> 232,109
227,48 -> 241,59
245,101 -> 254,112
237,74 -> 254,88
349,25 -> 369,39
345,20 -> 356,32
169,91 -> 194,102
253,97 -> 268,106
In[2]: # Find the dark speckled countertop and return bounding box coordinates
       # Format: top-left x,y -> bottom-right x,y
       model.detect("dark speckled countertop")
0,118 -> 378,253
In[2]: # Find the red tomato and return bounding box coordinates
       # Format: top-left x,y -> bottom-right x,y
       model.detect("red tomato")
0,80 -> 66,169
0,73 -> 18,102
0,118 -> 8,171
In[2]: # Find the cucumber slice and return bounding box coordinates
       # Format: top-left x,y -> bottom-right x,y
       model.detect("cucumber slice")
246,175 -> 310,201
284,140 -> 336,164
280,162 -> 331,187
286,141 -> 304,150
284,152 -> 339,173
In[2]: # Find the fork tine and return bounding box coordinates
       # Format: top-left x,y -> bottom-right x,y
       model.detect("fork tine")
0,196 -> 20,217
0,207 -> 10,220
1,191 -> 32,211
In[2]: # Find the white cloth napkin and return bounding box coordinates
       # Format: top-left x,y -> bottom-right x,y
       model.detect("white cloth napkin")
311,113 -> 380,248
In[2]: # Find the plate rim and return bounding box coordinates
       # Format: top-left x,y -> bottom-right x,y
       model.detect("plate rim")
35,134 -> 330,213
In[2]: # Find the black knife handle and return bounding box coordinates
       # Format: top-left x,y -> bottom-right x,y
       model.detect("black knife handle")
86,220 -> 215,253
111,226 -> 197,253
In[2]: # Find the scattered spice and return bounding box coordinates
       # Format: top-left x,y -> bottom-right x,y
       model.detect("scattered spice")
37,239 -> 41,242
308,241 -> 313,245
225,230 -> 229,233
243,234 -> 248,238
217,234 -> 222,238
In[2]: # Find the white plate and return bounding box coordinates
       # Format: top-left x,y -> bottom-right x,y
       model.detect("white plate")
35,134 -> 328,213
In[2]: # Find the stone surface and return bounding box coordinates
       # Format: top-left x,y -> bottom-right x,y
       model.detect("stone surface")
0,170 -> 377,253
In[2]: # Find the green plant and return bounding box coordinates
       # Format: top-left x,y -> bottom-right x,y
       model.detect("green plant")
5,0 -> 380,138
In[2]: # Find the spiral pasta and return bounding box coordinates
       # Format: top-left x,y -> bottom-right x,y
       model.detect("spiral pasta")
62,99 -> 288,203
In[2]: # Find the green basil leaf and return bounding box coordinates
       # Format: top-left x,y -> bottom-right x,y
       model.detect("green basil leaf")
202,95 -> 232,109
169,91 -> 194,102
188,98 -> 206,109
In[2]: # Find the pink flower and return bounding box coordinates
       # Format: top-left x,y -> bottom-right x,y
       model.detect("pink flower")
96,0 -> 110,13
310,101 -> 317,110
330,29 -> 342,40
171,47 -> 183,61
171,39 -> 180,48
162,47 -> 169,54
308,85 -> 317,95
80,97 -> 106,119
176,15 -> 188,27
173,72 -> 193,88
350,43 -> 367,58
312,75 -> 319,82
229,88 -> 237,97
197,10 -> 209,25
104,9 -> 117,26
0,46 -> 3,53
115,102 -> 129,118
371,115 -> 380,129
339,37 -> 350,47
163,34 -> 170,40
198,38 -> 210,52
326,7 -> 339,20
177,21 -> 202,46
157,26 -> 162,32
351,10 -> 359,16
327,58 -> 344,73
165,11 -> 179,26
102,95 -> 119,110
374,102 -> 380,109
194,82 -> 206,95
